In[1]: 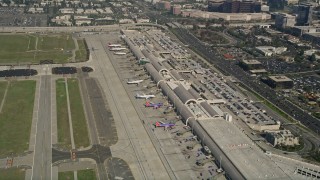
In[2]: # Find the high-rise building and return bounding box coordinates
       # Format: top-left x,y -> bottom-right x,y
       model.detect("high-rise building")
239,0 -> 254,12
208,0 -> 225,12
208,0 -> 261,13
156,1 -> 171,10
275,13 -> 296,29
171,5 -> 182,15
222,1 -> 240,13
295,3 -> 313,26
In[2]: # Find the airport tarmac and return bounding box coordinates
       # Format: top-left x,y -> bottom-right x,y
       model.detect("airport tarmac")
86,34 -> 171,179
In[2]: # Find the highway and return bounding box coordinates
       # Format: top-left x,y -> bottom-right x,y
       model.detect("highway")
0,23 -> 166,33
31,75 -> 52,179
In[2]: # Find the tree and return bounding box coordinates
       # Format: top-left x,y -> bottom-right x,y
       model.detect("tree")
298,49 -> 304,56
294,54 -> 303,63
309,53 -> 317,62
3,0 -> 10,6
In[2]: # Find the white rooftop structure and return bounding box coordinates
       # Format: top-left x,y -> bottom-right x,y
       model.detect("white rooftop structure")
198,118 -> 290,179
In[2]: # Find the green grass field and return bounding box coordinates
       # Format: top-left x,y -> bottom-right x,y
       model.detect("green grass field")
0,34 -> 81,64
0,168 -> 26,180
0,80 -> 36,157
75,40 -> 88,62
58,171 -> 74,180
78,169 -> 97,180
56,78 -> 89,149
67,78 -> 89,148
56,79 -> 72,149
0,81 -> 8,108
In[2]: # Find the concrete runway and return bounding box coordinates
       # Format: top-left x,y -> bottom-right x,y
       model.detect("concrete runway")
31,75 -> 52,179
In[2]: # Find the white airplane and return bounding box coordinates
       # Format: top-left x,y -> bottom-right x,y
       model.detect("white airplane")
127,79 -> 143,85
114,52 -> 127,55
108,43 -> 121,48
110,47 -> 127,51
135,93 -> 155,99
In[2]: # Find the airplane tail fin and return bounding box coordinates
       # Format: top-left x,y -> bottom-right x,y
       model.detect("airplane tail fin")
155,122 -> 160,127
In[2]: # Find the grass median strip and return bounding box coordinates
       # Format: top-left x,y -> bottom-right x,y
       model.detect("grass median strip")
78,169 -> 97,180
67,78 -> 90,148
0,168 -> 26,180
0,81 -> 8,108
0,80 -> 36,157
58,171 -> 74,180
75,39 -> 88,62
56,79 -> 72,149
56,78 -> 89,149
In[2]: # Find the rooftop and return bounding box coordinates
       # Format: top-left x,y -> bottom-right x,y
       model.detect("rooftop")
269,76 -> 293,82
198,118 -> 289,179
242,59 -> 261,65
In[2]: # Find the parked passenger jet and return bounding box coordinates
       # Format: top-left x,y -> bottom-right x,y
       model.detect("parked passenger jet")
127,79 -> 143,85
114,52 -> 127,55
110,47 -> 127,51
135,93 -> 155,99
155,121 -> 175,130
145,101 -> 163,109
108,43 -> 121,48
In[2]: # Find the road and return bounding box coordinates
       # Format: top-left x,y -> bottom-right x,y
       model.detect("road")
0,23 -> 166,33
32,75 -> 52,179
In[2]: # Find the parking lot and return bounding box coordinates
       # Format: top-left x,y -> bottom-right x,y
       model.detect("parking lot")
259,59 -> 311,74
216,47 -> 253,60
0,7 -> 47,27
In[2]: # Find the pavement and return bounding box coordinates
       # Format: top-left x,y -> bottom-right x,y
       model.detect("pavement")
84,78 -> 118,147
77,70 -> 98,145
86,34 -> 171,179
31,75 -> 53,180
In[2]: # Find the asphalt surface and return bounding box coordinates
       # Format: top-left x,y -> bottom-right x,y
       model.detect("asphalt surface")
77,70 -> 99,144
32,75 -> 52,179
52,145 -> 111,164
87,35 -> 171,179
105,157 -> 134,180
85,78 -> 118,147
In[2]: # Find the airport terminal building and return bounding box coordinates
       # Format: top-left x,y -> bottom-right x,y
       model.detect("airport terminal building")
120,29 -> 299,179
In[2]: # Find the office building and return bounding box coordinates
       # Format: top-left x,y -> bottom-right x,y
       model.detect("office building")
156,1 -> 171,10
208,0 -> 225,12
239,60 -> 264,71
265,130 -> 299,147
265,75 -> 294,89
295,3 -> 313,26
275,13 -> 296,29
208,0 -> 261,13
171,5 -> 182,15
